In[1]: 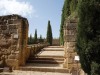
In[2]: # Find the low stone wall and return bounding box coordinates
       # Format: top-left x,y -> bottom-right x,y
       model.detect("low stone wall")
25,44 -> 48,61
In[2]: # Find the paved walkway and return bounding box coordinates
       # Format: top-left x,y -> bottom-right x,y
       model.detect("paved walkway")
0,70 -> 71,75
37,47 -> 64,56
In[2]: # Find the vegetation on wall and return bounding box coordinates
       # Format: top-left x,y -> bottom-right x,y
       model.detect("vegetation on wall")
60,0 -> 78,45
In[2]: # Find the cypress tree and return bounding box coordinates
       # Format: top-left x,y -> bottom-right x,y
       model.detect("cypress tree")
76,0 -> 100,75
60,0 -> 79,46
34,29 -> 37,44
29,34 -> 33,44
46,20 -> 53,45
28,34 -> 34,44
39,35 -> 43,43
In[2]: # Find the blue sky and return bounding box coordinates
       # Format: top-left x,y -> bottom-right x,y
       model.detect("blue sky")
0,0 -> 64,38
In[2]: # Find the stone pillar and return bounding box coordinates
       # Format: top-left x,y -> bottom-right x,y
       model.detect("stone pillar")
18,17 -> 29,66
63,18 -> 77,70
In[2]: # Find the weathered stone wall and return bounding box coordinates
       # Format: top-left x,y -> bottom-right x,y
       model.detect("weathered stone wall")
63,18 -> 81,71
0,14 -> 28,69
52,39 -> 60,46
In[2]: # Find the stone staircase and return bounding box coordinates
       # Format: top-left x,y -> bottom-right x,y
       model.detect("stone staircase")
20,46 -> 69,73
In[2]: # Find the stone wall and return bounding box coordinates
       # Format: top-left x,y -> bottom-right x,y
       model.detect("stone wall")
27,44 -> 48,57
52,39 -> 60,46
63,18 -> 81,72
43,39 -> 60,46
0,14 -> 28,69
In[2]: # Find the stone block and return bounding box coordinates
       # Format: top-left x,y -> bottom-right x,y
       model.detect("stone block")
8,20 -> 13,24
13,34 -> 18,39
66,42 -> 76,48
64,35 -> 76,42
1,25 -> 7,30
68,58 -> 74,64
65,30 -> 76,35
9,24 -> 18,29
67,48 -> 75,53
65,23 -> 77,30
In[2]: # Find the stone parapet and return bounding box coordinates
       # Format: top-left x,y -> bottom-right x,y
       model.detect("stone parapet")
27,44 -> 48,57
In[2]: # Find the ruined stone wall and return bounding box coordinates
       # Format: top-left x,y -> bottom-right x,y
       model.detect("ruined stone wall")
0,14 -> 28,69
63,18 -> 80,71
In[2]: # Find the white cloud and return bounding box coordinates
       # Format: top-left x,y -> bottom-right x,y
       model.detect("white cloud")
0,0 -> 34,17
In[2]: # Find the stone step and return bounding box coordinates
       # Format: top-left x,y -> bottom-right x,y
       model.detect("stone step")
28,57 -> 64,61
42,49 -> 64,51
35,55 -> 64,58
47,46 -> 64,48
19,64 -> 69,73
24,46 -> 66,73
20,67 -> 69,73
27,59 -> 64,64
43,48 -> 64,51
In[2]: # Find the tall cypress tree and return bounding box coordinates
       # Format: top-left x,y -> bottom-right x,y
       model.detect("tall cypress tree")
34,29 -> 37,44
76,0 -> 100,75
46,20 -> 53,45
